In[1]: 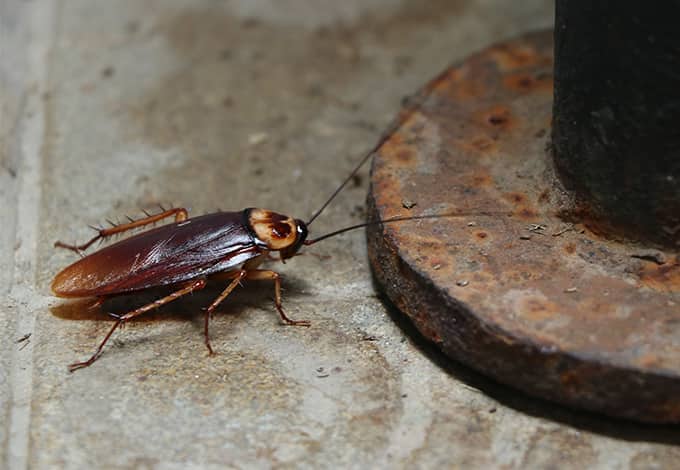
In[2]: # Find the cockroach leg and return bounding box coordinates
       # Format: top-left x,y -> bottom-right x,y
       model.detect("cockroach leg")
68,278 -> 206,372
55,208 -> 189,253
245,269 -> 311,327
203,270 -> 248,355
88,296 -> 107,310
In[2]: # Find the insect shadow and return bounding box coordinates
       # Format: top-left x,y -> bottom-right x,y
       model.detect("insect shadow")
50,275 -> 311,324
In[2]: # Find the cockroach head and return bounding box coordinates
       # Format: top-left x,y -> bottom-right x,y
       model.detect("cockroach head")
280,219 -> 308,260
247,209 -> 308,259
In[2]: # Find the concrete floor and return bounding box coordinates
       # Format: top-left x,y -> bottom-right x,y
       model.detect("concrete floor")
2,0 -> 678,468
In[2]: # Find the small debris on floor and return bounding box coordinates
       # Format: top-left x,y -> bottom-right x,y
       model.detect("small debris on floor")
401,198 -> 417,209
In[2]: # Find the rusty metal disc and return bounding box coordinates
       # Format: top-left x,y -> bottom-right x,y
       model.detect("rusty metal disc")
366,31 -> 680,423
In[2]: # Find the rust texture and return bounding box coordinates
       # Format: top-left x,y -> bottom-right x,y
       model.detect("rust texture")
367,31 -> 680,423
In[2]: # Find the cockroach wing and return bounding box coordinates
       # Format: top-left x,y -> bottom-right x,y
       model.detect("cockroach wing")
52,211 -> 262,297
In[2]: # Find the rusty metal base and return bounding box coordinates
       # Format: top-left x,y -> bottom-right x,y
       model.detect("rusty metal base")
366,31 -> 680,423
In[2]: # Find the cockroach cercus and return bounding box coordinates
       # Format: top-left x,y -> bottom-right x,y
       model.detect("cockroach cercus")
52,126 -> 506,372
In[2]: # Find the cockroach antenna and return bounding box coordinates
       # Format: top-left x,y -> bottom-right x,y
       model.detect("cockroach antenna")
304,210 -> 513,246
304,108 -> 511,244
305,131 -> 392,226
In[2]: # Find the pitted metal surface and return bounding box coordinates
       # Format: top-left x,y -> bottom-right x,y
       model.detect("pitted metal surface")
368,31 -> 680,423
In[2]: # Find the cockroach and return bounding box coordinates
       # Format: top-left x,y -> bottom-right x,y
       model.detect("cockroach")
52,121 -> 508,372
51,125 -> 419,371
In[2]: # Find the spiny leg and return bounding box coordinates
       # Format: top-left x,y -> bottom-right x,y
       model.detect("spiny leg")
244,269 -> 310,327
55,207 -> 189,253
203,270 -> 247,355
68,278 -> 206,372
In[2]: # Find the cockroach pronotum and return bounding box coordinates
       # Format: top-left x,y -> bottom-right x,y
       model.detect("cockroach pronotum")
52,121 -> 506,372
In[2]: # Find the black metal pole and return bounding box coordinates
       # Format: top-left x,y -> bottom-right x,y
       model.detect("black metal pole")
552,1 -> 680,247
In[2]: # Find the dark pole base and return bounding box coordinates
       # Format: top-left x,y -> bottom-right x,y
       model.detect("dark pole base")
552,1 -> 680,247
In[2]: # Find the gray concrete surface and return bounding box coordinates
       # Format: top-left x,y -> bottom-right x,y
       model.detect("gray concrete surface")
1,0 -> 678,468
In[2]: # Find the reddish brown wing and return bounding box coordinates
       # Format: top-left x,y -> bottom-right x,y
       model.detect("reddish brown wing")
52,211 -> 264,297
